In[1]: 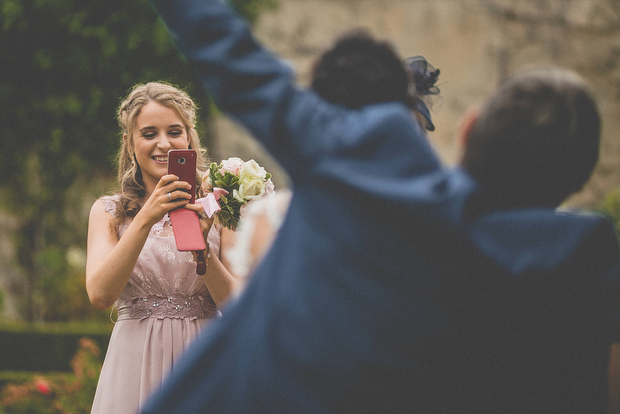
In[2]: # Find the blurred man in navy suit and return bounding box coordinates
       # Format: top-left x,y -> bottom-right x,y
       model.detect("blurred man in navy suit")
140,0 -> 620,412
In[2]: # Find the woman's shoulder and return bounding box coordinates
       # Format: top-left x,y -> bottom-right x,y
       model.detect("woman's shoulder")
95,194 -> 121,217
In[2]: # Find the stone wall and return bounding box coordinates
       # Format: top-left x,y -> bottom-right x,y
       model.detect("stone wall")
211,0 -> 620,208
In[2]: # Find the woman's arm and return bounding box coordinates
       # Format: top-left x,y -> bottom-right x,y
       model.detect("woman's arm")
187,200 -> 241,308
86,199 -> 151,310
149,0 -> 315,176
195,217 -> 240,309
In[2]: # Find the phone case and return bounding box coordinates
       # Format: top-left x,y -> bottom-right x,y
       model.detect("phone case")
168,150 -> 206,252
169,208 -> 206,251
168,149 -> 198,203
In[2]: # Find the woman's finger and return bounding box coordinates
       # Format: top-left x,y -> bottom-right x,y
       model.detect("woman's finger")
157,174 -> 179,188
165,189 -> 192,203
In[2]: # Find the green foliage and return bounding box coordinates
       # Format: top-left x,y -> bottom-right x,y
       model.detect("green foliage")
209,162 -> 244,230
35,246 -> 109,322
0,0 -> 278,321
0,337 -> 103,414
0,322 -> 111,372
0,321 -> 112,336
597,188 -> 620,239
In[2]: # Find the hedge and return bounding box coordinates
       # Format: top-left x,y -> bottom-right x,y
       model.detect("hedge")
0,322 -> 112,373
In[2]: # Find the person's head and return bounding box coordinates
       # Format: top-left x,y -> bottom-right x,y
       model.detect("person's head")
310,29 -> 439,131
460,68 -> 601,209
115,82 -> 208,221
117,81 -> 207,190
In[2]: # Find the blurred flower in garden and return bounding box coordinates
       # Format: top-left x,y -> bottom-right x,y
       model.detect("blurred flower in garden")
1,337 -> 103,414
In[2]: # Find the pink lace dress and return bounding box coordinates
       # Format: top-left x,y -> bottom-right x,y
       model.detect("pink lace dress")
91,196 -> 221,414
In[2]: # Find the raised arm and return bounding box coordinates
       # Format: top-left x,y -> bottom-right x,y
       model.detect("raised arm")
150,0 -> 296,151
149,0 -> 442,192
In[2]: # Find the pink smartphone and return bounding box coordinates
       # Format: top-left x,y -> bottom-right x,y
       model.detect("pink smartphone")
167,150 -> 206,252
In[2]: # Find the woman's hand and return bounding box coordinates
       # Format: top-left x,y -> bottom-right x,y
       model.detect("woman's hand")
138,174 -> 193,227
184,200 -> 214,240
184,201 -> 214,268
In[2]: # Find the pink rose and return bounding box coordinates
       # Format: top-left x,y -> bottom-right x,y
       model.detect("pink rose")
265,179 -> 275,195
34,378 -> 51,395
219,157 -> 244,176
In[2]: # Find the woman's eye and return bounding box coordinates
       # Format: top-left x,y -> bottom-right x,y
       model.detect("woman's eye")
169,130 -> 183,137
142,132 -> 156,139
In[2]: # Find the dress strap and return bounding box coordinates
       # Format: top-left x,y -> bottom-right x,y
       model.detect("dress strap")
99,195 -> 120,217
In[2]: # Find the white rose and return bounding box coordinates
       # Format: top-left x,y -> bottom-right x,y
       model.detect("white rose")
233,189 -> 245,204
237,178 -> 267,201
239,159 -> 267,180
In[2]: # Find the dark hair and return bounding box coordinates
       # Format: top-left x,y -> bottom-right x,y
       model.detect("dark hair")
310,29 -> 414,109
461,68 -> 600,209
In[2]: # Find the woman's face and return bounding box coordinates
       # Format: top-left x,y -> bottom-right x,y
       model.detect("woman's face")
131,101 -> 190,193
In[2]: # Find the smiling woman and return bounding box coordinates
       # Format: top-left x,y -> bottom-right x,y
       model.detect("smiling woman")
84,82 -> 239,414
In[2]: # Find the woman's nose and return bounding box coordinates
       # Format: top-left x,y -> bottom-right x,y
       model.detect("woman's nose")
156,134 -> 171,150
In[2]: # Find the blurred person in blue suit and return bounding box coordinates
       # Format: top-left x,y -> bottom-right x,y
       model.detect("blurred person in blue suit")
225,30 -> 441,288
139,0 -> 620,412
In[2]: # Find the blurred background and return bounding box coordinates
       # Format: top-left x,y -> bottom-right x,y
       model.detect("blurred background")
1,0 -> 620,410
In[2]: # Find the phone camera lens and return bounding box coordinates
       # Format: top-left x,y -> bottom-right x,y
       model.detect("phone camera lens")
179,158 -> 186,165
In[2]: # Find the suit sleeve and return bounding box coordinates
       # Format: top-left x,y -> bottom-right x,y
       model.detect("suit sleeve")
149,0 -> 319,170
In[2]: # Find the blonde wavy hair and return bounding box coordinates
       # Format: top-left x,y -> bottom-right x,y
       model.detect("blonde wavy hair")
113,81 -> 209,226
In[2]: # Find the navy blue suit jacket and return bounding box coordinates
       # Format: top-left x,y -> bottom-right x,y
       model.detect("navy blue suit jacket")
142,0 -> 620,412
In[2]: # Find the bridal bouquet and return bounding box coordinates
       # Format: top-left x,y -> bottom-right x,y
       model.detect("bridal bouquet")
200,157 -> 274,230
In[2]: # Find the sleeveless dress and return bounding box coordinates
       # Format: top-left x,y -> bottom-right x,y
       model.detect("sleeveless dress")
91,196 -> 221,414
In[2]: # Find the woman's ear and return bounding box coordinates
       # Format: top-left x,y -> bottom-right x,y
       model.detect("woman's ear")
457,106 -> 479,155
123,132 -> 133,151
